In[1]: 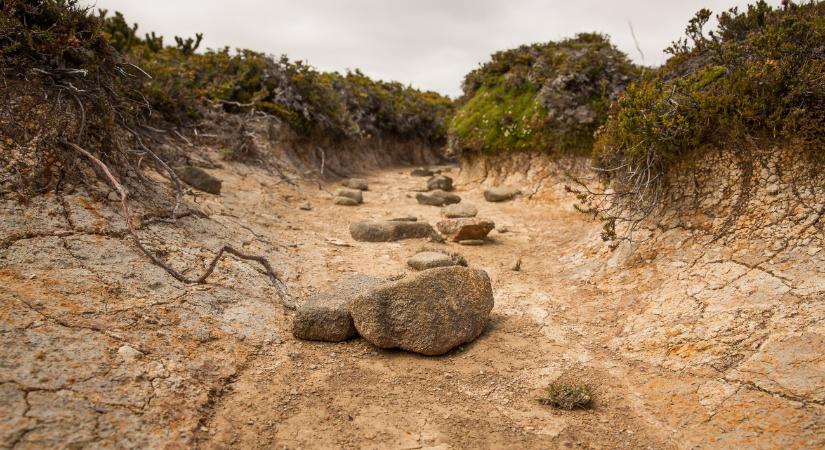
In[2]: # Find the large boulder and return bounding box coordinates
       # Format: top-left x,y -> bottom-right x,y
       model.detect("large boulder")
442,203 -> 478,218
411,167 -> 435,177
350,220 -> 436,242
175,166 -> 221,195
350,267 -> 494,355
416,190 -> 461,207
427,175 -> 453,192
484,187 -> 520,202
292,274 -> 383,342
341,178 -> 369,191
436,218 -> 495,242
335,188 -> 363,204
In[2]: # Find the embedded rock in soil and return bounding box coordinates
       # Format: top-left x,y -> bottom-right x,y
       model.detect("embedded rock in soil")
436,218 -> 495,242
390,216 -> 418,222
341,178 -> 369,191
175,166 -> 222,195
335,188 -> 363,204
427,175 -> 453,192
416,190 -> 461,207
350,220 -> 436,242
350,266 -> 494,355
407,252 -> 461,271
292,274 -> 383,342
333,197 -> 360,206
442,203 -> 478,218
484,187 -> 520,202
411,167 -> 434,177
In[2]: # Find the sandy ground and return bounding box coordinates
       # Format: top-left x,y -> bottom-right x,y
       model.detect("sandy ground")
2,157 -> 823,449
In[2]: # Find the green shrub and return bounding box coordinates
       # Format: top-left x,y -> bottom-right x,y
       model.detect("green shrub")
450,33 -> 638,156
594,1 -> 825,178
538,383 -> 594,410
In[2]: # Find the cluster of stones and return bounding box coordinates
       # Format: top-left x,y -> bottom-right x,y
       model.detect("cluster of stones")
333,178 -> 369,206
292,267 -> 494,355
296,168 -> 524,355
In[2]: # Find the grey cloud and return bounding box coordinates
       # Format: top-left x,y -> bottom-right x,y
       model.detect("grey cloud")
87,0 -> 781,97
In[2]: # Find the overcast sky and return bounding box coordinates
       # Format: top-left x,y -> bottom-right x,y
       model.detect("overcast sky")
85,0 -> 778,97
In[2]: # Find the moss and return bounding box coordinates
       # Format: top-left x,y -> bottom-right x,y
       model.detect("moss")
595,1 -> 825,176
451,33 -> 638,156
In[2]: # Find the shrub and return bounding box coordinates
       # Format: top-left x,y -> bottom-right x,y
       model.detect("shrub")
449,33 -> 638,156
594,1 -> 825,183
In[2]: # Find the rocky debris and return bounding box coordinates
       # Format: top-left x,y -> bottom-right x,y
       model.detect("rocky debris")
390,216 -> 418,222
293,274 -> 383,342
427,175 -> 453,192
335,188 -> 363,204
416,190 -> 461,207
436,218 -> 495,242
442,203 -> 477,218
333,196 -> 360,206
350,220 -> 436,242
350,266 -> 494,355
175,166 -> 222,195
411,167 -> 434,177
484,187 -> 520,202
341,178 -> 369,191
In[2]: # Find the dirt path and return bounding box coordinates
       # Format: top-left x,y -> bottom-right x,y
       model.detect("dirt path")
3,158 -> 823,449
185,164 -> 672,449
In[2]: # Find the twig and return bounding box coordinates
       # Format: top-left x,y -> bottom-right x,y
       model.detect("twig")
63,141 -> 296,310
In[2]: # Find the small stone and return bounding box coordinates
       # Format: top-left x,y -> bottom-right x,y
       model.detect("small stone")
437,218 -> 495,242
411,167 -> 434,177
335,188 -> 363,204
497,226 -> 509,233
389,216 -> 418,222
333,196 -> 359,206
299,202 -> 312,211
458,240 -> 486,246
292,274 -> 383,342
416,190 -> 461,206
442,203 -> 477,218
766,184 -> 780,195
175,166 -> 222,195
407,252 -> 462,271
484,187 -> 520,202
341,178 -> 369,191
427,175 -> 454,192
350,220 -> 436,242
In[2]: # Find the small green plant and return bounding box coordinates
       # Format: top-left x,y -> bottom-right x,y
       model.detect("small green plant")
538,383 -> 594,410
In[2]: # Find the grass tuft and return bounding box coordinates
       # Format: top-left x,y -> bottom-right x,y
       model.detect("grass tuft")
538,383 -> 594,410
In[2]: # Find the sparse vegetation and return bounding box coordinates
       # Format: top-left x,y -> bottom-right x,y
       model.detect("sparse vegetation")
449,33 -> 639,156
590,1 -> 825,236
539,383 -> 594,410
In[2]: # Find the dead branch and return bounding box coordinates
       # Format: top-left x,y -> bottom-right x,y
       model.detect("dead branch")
63,141 -> 296,310
123,126 -> 184,220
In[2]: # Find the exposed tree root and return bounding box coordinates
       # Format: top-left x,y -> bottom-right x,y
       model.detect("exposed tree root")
63,140 -> 296,309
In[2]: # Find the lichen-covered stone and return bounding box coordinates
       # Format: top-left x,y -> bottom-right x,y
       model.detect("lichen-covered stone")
349,220 -> 435,242
350,267 -> 494,355
292,274 -> 383,342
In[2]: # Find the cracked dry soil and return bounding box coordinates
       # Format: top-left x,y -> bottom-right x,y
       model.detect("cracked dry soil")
2,154 -> 824,449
